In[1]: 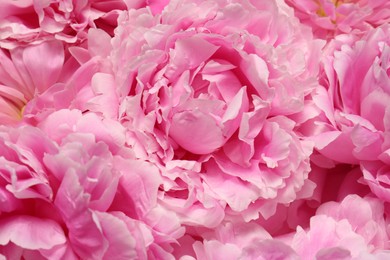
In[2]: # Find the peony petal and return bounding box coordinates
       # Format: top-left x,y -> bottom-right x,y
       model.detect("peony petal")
240,53 -> 272,100
241,240 -> 300,260
310,130 -> 360,164
86,72 -> 119,119
169,109 -> 225,154
166,36 -> 219,80
203,160 -> 259,212
361,89 -> 390,131
316,247 -> 351,260
88,29 -> 112,58
193,240 -> 241,260
221,86 -> 249,138
0,216 -> 66,250
22,41 -> 64,93
116,157 -> 162,217
94,212 -> 138,259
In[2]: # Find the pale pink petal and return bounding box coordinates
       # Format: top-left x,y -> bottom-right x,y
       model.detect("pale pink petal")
115,157 -> 162,217
165,36 -> 219,80
203,160 -> 259,212
94,212 -> 138,259
0,216 -> 66,250
193,240 -> 241,260
169,109 -> 225,154
88,29 -> 112,58
241,240 -> 300,260
86,72 -> 119,119
239,53 -> 271,101
221,87 -> 249,138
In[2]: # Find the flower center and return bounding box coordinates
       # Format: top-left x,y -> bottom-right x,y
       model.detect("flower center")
332,0 -> 341,7
17,105 -> 26,120
0,91 -> 27,124
316,0 -> 354,17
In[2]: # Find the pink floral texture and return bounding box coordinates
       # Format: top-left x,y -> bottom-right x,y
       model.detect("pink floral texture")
180,220 -> 300,259
1,0 -> 390,258
285,0 -> 390,39
173,195 -> 389,259
0,110 -> 183,259
290,194 -> 390,259
191,238 -> 300,260
300,24 -> 390,202
0,0 -> 128,49
109,0 -> 324,229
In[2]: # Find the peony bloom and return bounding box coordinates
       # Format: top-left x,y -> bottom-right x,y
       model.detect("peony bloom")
316,195 -> 389,250
290,194 -> 390,259
0,110 -> 183,259
0,0 -> 129,49
2,0 -> 389,257
285,0 -> 390,39
0,0 -> 171,49
301,24 -> 390,202
0,125 -> 67,258
110,0 -> 323,232
293,215 -> 370,259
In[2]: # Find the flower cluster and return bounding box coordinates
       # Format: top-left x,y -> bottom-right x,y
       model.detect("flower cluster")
1,0 -> 390,259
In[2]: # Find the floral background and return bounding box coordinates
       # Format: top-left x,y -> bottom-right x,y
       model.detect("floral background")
0,0 -> 390,259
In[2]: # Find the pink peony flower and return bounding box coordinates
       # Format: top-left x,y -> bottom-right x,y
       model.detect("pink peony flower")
2,0 -> 390,257
0,125 -> 68,258
0,0 -> 128,49
301,24 -> 390,202
285,0 -> 390,39
290,194 -> 390,259
293,216 -> 365,259
0,125 -> 57,214
0,110 -> 183,259
316,194 -> 389,250
110,0 -> 322,229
